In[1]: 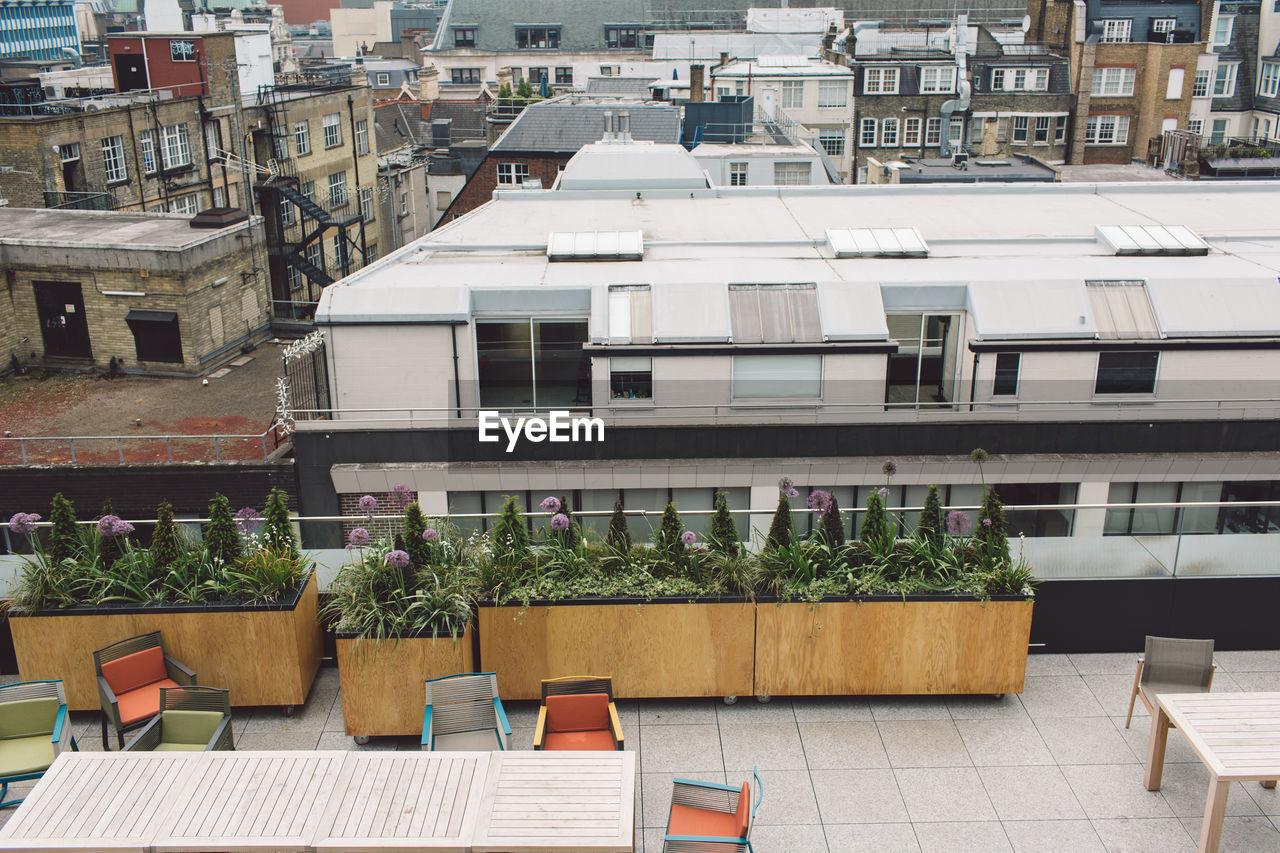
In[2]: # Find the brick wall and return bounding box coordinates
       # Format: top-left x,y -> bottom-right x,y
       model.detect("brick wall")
337,489 -> 411,543
440,152 -> 568,222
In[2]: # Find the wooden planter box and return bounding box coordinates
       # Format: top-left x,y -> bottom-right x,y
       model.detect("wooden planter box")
478,599 -> 755,701
335,629 -> 475,739
9,571 -> 324,711
753,598 -> 1034,697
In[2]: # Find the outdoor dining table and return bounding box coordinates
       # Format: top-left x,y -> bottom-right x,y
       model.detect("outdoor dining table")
1144,691 -> 1280,853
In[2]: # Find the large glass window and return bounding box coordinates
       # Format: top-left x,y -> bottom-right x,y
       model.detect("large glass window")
818,79 -> 847,107
101,135 -> 126,182
516,27 -> 559,49
1213,63 -> 1238,97
476,319 -> 589,409
610,357 -> 651,400
781,80 -> 804,109
885,313 -> 960,408
993,352 -> 1020,395
161,123 -> 191,169
1095,350 -> 1157,394
731,355 -> 821,398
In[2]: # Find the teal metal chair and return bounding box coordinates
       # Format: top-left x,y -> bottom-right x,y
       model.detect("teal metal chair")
0,680 -> 77,808
663,767 -> 762,853
123,686 -> 233,752
420,672 -> 511,751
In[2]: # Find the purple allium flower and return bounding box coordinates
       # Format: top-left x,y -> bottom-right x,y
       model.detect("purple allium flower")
234,507 -> 260,533
348,527 -> 370,547
550,513 -> 570,531
982,517 -> 994,527
423,528 -> 439,542
97,515 -> 134,537
876,487 -> 890,499
388,484 -> 414,510
882,459 -> 898,477
358,495 -> 378,517
946,510 -> 973,536
778,476 -> 794,493
8,512 -> 40,535
807,489 -> 833,515
680,530 -> 697,546
970,448 -> 989,464
385,549 -> 410,569
539,496 -> 561,513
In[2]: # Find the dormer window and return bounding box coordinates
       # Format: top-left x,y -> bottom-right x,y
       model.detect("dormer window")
452,27 -> 476,48
919,66 -> 956,93
604,25 -> 640,49
516,27 -> 560,49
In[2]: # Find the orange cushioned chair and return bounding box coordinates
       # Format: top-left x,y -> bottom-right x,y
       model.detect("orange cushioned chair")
93,631 -> 196,750
534,676 -> 624,751
664,768 -> 761,853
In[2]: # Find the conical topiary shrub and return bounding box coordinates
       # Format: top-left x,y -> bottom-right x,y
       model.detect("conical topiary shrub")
48,493 -> 78,565
820,493 -> 846,547
605,496 -> 631,551
765,494 -> 794,550
203,493 -> 241,566
653,501 -> 685,561
706,490 -> 741,555
150,501 -> 181,572
262,487 -> 298,557
975,486 -> 1009,566
917,484 -> 943,549
860,489 -> 891,551
402,501 -> 429,569
98,498 -> 122,568
491,495 -> 530,563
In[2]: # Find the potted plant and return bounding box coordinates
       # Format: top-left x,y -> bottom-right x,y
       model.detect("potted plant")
7,488 -> 322,713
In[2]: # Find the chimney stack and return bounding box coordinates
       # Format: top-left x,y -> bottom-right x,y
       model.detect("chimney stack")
418,65 -> 439,102
690,63 -> 705,102
602,110 -> 614,142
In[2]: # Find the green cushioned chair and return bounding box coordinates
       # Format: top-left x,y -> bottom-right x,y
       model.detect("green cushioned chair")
123,686 -> 233,753
0,680 -> 77,808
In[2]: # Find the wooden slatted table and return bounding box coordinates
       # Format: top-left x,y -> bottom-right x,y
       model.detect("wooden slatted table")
0,752 -> 190,853
151,751 -> 349,852
470,751 -> 635,853
1144,691 -> 1280,853
312,752 -> 489,852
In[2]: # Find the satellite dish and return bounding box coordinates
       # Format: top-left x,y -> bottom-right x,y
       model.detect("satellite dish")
1022,15 -> 1031,32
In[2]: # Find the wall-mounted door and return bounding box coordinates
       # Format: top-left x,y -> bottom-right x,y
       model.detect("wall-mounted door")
33,281 -> 92,359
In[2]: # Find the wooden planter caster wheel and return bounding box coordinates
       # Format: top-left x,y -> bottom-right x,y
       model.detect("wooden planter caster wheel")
756,695 -> 772,704
282,705 -> 296,717
992,694 -> 1005,700
354,735 -> 370,746
723,695 -> 738,705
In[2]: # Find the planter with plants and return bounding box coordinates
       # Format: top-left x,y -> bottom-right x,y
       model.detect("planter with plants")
752,454 -> 1036,698
7,488 -> 322,712
477,493 -> 757,701
323,491 -> 475,742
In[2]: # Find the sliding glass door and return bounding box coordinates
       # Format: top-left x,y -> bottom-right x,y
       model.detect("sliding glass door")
885,313 -> 960,408
476,318 -> 589,409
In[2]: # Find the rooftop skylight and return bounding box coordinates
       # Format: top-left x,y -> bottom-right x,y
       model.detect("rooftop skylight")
826,227 -> 929,258
1095,224 -> 1208,256
547,231 -> 644,261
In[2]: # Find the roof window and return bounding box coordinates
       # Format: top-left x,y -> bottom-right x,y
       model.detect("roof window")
1095,224 -> 1207,256
826,227 -> 929,258
547,230 -> 643,261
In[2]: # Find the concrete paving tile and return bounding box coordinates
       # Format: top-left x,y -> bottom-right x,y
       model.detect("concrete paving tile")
894,767 -> 997,823
614,698 -> 641,731
879,720 -> 972,768
1249,781 -> 1280,816
1112,716 -> 1201,764
715,696 -> 796,724
745,823 -> 828,852
1214,650 -> 1280,673
638,698 -> 719,725
1026,654 -> 1076,677
640,769 -> 725,829
1090,818 -> 1196,853
978,765 -> 1086,821
1082,673 -> 1148,718
1001,818 -> 1106,853
324,696 -> 346,733
1017,676 -> 1107,720
792,696 -> 874,722
869,697 -> 954,721
911,820 -> 1012,852
240,703 -> 327,735
749,769 -> 820,825
798,721 -> 889,769
1155,762 -> 1262,818
639,827 -> 664,853
811,769 -> 909,824
1179,815 -> 1280,852
956,718 -> 1054,767
314,730 -> 365,750
823,822 -> 921,852
719,720 -> 806,771
1069,653 -> 1140,675
639,723 -> 723,773
234,730 -> 323,750
1061,765 -> 1175,820
1035,716 -> 1140,765
506,726 -> 535,750
1228,671 -> 1280,692
500,699 -> 541,729
946,693 -> 1030,721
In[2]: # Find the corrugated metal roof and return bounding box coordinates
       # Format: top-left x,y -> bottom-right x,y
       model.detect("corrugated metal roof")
1086,281 -> 1161,339
494,100 -> 681,152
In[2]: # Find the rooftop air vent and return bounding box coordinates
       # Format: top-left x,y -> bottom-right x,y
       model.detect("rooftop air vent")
826,227 -> 929,258
547,230 -> 644,261
1095,224 -> 1208,256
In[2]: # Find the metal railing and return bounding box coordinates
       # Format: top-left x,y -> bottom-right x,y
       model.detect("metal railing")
0,426 -> 289,467
0,82 -> 210,117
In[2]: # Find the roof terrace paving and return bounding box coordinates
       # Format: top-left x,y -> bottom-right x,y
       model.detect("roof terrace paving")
2,650 -> 1277,851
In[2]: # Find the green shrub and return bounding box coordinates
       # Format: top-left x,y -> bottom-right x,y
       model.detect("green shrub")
262,487 -> 297,557
403,501 -> 429,568
860,490 -> 891,551
765,494 -> 794,550
491,495 -> 530,562
605,496 -> 631,551
150,502 -> 181,572
820,493 -> 846,547
552,495 -> 580,550
653,501 -> 685,560
706,490 -> 741,555
48,493 -> 78,565
917,485 -> 943,549
98,499 -> 122,569
974,487 -> 1009,567
203,493 -> 241,566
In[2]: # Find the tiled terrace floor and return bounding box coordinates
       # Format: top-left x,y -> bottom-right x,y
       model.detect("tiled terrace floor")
4,650 -> 1280,852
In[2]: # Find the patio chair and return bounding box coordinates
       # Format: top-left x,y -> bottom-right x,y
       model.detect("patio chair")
1125,635 -> 1215,728
534,675 -> 624,751
123,686 -> 233,752
420,672 -> 511,751
0,680 -> 77,808
663,767 -> 762,853
93,630 -> 197,749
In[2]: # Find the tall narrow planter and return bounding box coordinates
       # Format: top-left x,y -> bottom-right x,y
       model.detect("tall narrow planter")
478,599 -> 755,701
335,629 -> 475,739
753,597 -> 1034,696
9,571 -> 323,711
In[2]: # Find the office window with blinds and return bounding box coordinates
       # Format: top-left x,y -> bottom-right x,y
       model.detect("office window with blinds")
607,284 -> 652,343
728,283 -> 820,343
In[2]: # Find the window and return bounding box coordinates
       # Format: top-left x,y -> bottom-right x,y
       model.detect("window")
728,284 -> 820,343
1213,15 -> 1233,46
359,187 -> 374,222
1166,67 -> 1185,100
516,27 -> 559,49
1092,67 -> 1137,96
859,117 -> 877,147
213,185 -> 226,208
365,244 -> 378,263
528,67 -> 548,84
732,355 -> 822,398
919,66 -> 956,93
56,142 -> 79,162
1105,481 -> 1181,535
399,192 -> 407,215
292,120 -> 310,156
729,161 -> 748,186
993,352 -> 1020,396
451,68 -> 481,84
599,65 -> 618,76
819,128 -> 845,155
969,117 -> 985,144
328,171 -> 346,208
903,117 -> 921,146
1262,63 -> 1280,98
1152,18 -> 1177,34
139,130 -> 156,173
1013,115 -> 1029,142
1188,118 -> 1203,136
607,284 -> 652,343
1054,115 -> 1068,143
773,162 -> 811,184
992,68 -> 1048,91
100,135 -> 125,183
168,194 -> 198,214
1034,115 -> 1051,144
1095,351 -> 1157,394
203,121 -> 221,160
286,265 -> 301,292
375,72 -> 390,86
604,26 -> 639,48
169,39 -> 196,61
925,117 -> 942,145
818,79 -> 847,107
1253,116 -> 1273,140
355,119 -> 369,155
1101,19 -> 1132,43
781,80 -> 804,109
331,233 -> 346,268
1210,118 -> 1228,143
452,27 -> 475,47
1085,114 -> 1130,144
1213,63 -> 1238,97
281,200 -> 295,226
555,67 -> 573,85
1193,69 -> 1211,97
436,190 -> 450,208
322,113 -> 341,148
863,67 -> 898,94
160,123 -> 191,169
610,357 -> 651,399
948,117 -> 963,145
880,117 -> 898,147
476,318 -> 588,409
305,240 -> 321,271
885,313 -> 960,407
497,162 -> 529,185
300,180 -> 315,203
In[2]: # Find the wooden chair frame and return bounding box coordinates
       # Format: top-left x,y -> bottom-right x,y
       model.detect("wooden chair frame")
123,686 -> 234,752
533,675 -> 624,751
93,631 -> 197,750
1125,639 -> 1216,729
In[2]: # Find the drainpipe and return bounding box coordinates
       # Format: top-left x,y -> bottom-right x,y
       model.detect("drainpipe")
346,93 -> 361,273
938,13 -> 971,156
451,323 -> 462,418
